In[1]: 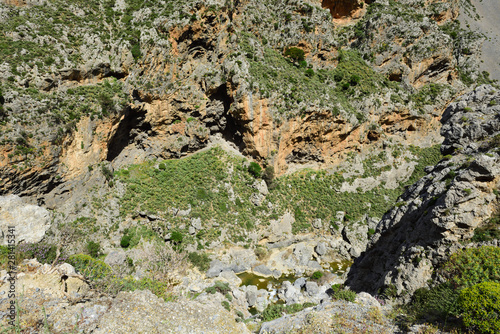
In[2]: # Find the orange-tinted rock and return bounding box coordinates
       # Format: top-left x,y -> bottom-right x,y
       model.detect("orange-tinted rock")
321,0 -> 365,19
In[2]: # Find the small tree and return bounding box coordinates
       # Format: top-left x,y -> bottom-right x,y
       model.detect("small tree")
284,47 -> 305,63
248,162 -> 262,178
86,240 -> 101,258
262,166 -> 275,187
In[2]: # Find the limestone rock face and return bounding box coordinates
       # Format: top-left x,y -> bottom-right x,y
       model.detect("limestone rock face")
93,290 -> 250,334
346,85 -> 500,300
0,194 -> 51,245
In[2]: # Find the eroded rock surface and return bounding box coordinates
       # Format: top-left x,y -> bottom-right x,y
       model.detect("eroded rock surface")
0,195 -> 51,245
346,85 -> 500,299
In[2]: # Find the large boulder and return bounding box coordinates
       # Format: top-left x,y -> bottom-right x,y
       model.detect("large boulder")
0,195 -> 51,245
93,290 -> 250,334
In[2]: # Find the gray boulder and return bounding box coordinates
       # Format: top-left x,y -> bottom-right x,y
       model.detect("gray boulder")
0,195 -> 51,245
305,281 -> 319,297
104,250 -> 127,266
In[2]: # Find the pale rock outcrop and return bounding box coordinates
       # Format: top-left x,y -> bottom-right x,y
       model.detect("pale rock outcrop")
0,195 -> 51,245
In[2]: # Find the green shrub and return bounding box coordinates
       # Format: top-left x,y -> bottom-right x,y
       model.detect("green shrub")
158,163 -> 166,170
350,74 -> 361,85
261,303 -> 315,322
333,72 -> 343,82
86,240 -> 101,258
305,68 -> 314,77
170,231 -> 184,244
332,284 -> 356,303
206,281 -> 231,294
188,252 -> 211,272
442,246 -> 500,288
284,47 -> 305,62
311,271 -> 323,280
458,282 -> 500,334
68,254 -> 111,281
113,276 -> 175,301
101,165 -> 113,181
331,284 -> 342,294
131,43 -> 142,60
367,228 -> 376,238
221,300 -> 231,311
120,234 -> 132,248
409,282 -> 461,321
261,303 -> 285,321
248,162 -> 262,178
262,166 -> 275,187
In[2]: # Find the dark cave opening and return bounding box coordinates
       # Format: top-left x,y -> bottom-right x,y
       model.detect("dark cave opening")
206,84 -> 247,152
106,106 -> 151,161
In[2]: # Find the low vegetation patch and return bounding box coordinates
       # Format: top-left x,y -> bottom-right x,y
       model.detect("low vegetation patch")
261,302 -> 315,322
405,246 -> 500,333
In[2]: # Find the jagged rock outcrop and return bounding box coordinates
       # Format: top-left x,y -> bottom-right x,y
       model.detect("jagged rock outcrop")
346,85 -> 500,299
259,299 -> 396,333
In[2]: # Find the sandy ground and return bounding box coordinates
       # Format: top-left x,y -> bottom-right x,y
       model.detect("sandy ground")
459,0 -> 500,81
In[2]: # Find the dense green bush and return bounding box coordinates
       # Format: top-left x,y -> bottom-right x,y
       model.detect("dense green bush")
68,254 -> 111,280
330,284 -> 356,302
350,74 -> 361,85
458,282 -> 500,334
206,281 -> 231,294
442,246 -> 500,287
188,252 -> 211,272
262,165 -> 275,187
86,240 -> 101,258
284,47 -> 305,62
170,231 -> 184,245
120,233 -> 132,248
248,162 -> 262,178
311,271 -> 323,280
409,282 -> 461,321
261,302 -> 315,322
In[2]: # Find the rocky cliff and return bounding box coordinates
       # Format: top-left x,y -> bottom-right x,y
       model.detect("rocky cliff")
346,84 -> 500,300
0,0 -> 485,203
0,0 -> 498,333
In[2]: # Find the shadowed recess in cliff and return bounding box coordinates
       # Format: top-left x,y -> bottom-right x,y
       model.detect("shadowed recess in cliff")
322,0 -> 366,19
106,106 -> 151,161
345,208 -> 446,297
205,84 -> 248,153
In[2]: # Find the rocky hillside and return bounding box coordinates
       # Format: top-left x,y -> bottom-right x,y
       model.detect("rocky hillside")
0,0 -> 499,333
0,0 -> 487,200
346,84 -> 500,300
